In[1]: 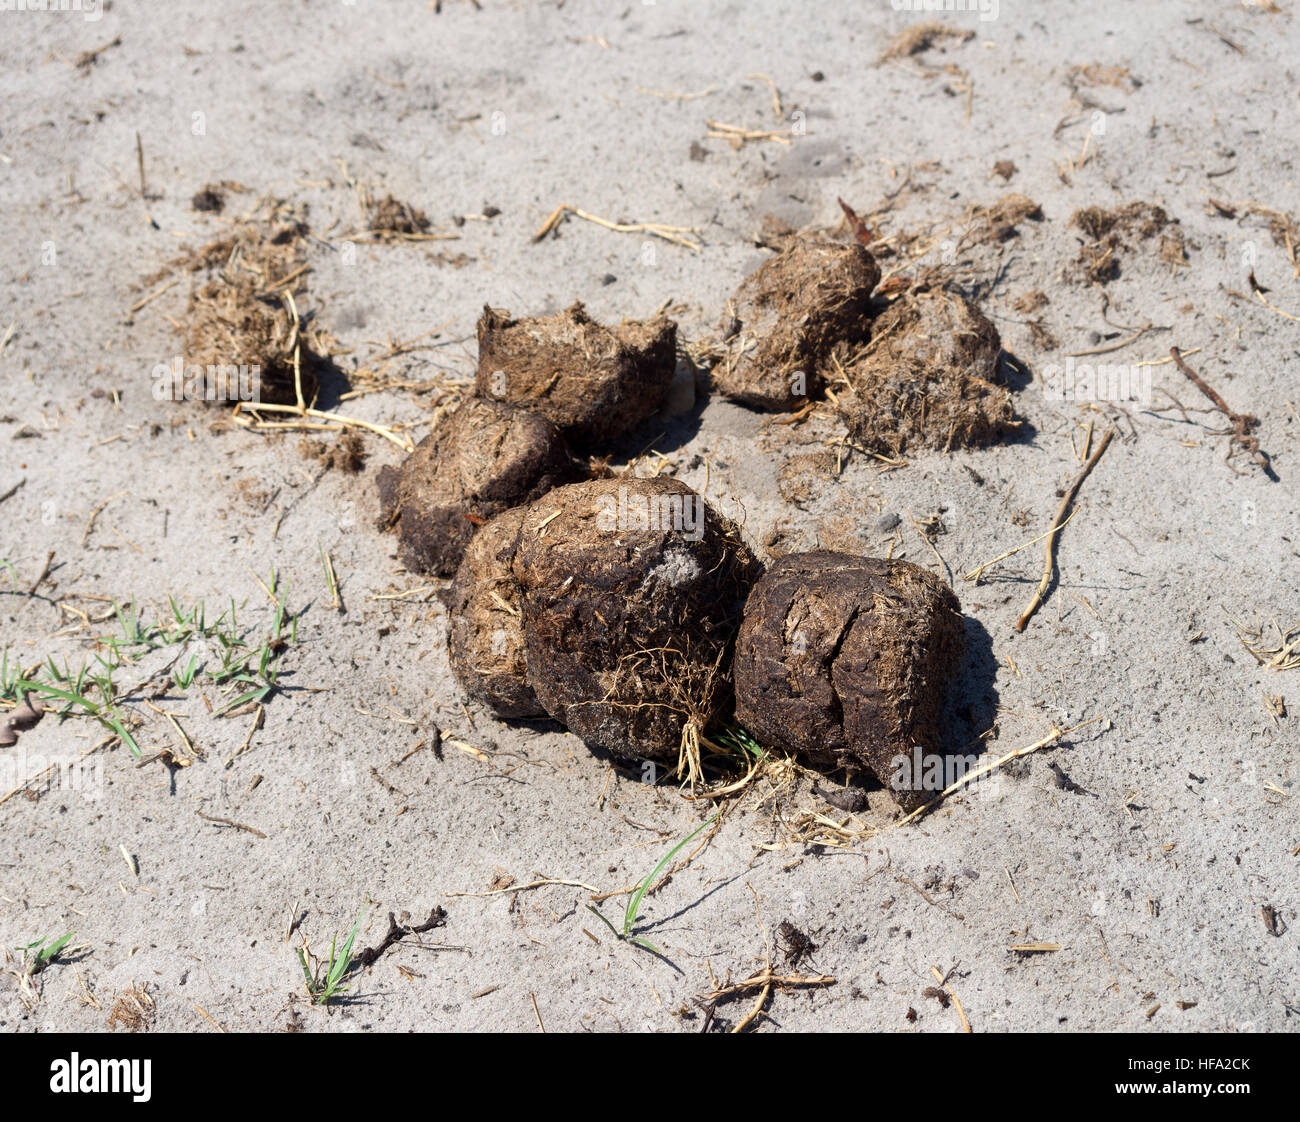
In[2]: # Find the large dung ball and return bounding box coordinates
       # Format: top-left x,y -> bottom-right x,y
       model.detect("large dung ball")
475,302 -> 677,445
712,238 -> 880,412
834,289 -> 1016,454
511,477 -> 760,764
734,551 -> 965,810
377,398 -> 578,578
442,507 -> 544,719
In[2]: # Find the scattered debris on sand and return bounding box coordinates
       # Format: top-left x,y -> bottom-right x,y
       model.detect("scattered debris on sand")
878,20 -> 975,63
1070,201 -> 1186,283
299,431 -> 366,473
475,303 -> 677,444
833,288 -> 1017,454
712,238 -> 880,411
191,184 -> 226,213
966,193 -> 1043,246
366,193 -> 432,236
733,551 -> 966,811
511,477 -> 760,767
377,398 -> 579,578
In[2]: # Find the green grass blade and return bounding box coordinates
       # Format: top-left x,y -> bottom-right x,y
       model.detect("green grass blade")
624,815 -> 717,935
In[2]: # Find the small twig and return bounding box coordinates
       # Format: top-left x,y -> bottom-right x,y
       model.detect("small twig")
446,876 -> 600,898
896,875 -> 964,921
893,716 -> 1106,829
531,204 -> 701,251
1016,428 -> 1114,631
354,907 -> 448,967
197,810 -> 266,839
963,508 -> 1081,583
26,551 -> 55,597
932,964 -> 972,1032
135,132 -> 147,199
1170,347 -> 1277,480
1064,322 -> 1152,357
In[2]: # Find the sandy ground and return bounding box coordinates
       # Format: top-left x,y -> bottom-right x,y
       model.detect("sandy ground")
1,0 -> 1297,1033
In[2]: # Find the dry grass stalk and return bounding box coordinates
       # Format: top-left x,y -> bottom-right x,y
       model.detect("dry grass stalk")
532,204 -> 701,251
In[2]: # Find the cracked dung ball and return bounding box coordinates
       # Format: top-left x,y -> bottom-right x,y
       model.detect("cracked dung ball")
834,288 -> 1017,455
442,507 -> 544,719
511,476 -> 761,764
377,397 -> 579,579
712,237 -> 880,412
474,302 -> 677,445
733,551 -> 965,810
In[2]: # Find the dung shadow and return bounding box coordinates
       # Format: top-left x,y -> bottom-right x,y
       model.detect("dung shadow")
940,612 -> 1000,765
302,344 -> 350,412
997,349 -> 1035,394
599,389 -> 707,463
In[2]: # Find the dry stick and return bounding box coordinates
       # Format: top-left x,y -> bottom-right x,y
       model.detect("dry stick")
125,277 -> 179,320
892,716 -> 1105,830
1170,346 -> 1276,480
706,119 -> 793,145
81,491 -> 128,547
532,204 -> 701,251
135,131 -> 146,198
230,401 -> 414,452
353,907 -> 447,967
931,965 -> 972,1033
1015,428 -> 1114,632
1065,322 -> 1152,358
963,507 -> 1081,583
0,477 -> 25,505
196,810 -> 266,839
446,876 -> 599,898
733,885 -> 774,1034
26,551 -> 55,597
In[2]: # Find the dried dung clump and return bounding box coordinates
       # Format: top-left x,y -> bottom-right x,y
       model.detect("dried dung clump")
366,194 -> 431,236
834,288 -> 1016,454
191,185 -> 225,213
968,193 -> 1042,245
377,398 -> 579,578
733,551 -> 966,811
511,477 -> 761,764
713,238 -> 880,412
1070,201 -> 1183,282
475,303 -> 677,445
879,20 -> 975,62
179,210 -> 325,406
183,285 -> 313,406
777,450 -> 840,506
442,508 -> 544,719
